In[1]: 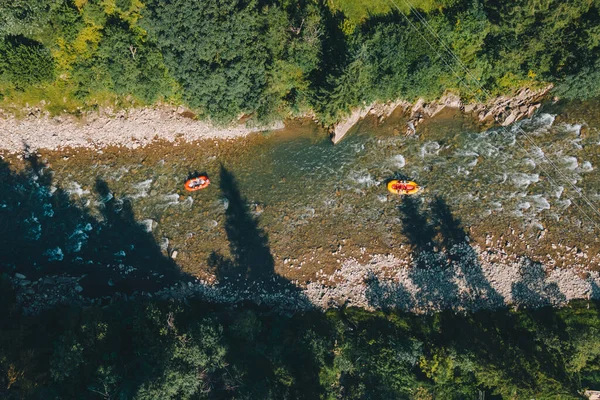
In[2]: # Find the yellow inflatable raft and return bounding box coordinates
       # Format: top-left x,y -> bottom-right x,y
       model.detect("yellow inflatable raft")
387,180 -> 421,195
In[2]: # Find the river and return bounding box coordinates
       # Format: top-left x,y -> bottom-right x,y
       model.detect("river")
1,99 -> 600,309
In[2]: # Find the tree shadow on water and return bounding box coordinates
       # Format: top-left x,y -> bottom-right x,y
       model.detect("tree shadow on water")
429,196 -> 504,307
0,155 -> 191,300
213,165 -> 274,282
207,166 -> 307,302
205,166 -> 320,398
0,157 -> 323,399
78,179 -> 190,296
367,195 -> 505,312
398,196 -> 437,256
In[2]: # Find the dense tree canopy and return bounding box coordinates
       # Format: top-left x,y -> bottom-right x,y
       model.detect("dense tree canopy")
0,0 -> 599,121
0,272 -> 599,399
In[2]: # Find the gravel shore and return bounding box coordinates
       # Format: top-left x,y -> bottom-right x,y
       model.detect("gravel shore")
14,243 -> 600,315
0,106 -> 284,154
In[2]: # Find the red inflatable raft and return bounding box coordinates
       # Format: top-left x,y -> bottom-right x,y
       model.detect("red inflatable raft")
185,175 -> 210,192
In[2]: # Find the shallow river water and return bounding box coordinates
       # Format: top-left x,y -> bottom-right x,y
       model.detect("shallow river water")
2,100 -> 600,294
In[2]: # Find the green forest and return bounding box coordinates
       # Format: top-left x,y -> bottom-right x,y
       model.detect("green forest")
1,0 -> 600,124
1,276 -> 599,399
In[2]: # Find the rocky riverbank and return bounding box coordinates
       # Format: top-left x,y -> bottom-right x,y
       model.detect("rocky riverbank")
330,85 -> 554,143
1,85 -> 553,153
11,238 -> 600,315
0,106 -> 285,154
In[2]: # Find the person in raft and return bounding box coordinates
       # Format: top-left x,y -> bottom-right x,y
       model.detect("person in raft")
185,175 -> 210,191
193,177 -> 206,187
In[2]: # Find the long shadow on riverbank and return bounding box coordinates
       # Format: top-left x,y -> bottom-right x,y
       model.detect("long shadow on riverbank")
511,259 -> 566,307
366,196 -> 504,311
429,196 -> 504,307
207,166 -> 309,305
0,155 -> 191,301
206,165 -> 321,398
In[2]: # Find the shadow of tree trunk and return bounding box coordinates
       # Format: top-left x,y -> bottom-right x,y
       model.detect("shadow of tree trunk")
207,165 -> 309,305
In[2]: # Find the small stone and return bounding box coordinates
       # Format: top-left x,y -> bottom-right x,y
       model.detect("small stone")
171,250 -> 178,260
75,285 -> 84,293
15,273 -> 26,279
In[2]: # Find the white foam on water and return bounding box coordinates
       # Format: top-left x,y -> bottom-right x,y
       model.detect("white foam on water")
323,198 -> 336,207
300,207 -> 316,219
533,113 -> 556,129
570,138 -> 584,150
529,220 -> 545,231
130,179 -> 153,199
490,201 -> 503,211
455,149 -> 479,157
182,196 -> 194,208
65,181 -> 90,197
580,161 -> 593,172
562,123 -> 582,135
528,195 -> 551,213
160,238 -> 169,252
454,148 -> 479,167
67,225 -> 90,253
522,158 -> 536,169
351,143 -> 366,153
69,241 -> 83,253
205,220 -> 219,229
141,219 -> 155,232
43,203 -> 54,217
101,192 -> 114,203
420,141 -> 440,158
510,173 -> 539,188
456,166 -> 470,176
221,198 -> 229,210
25,215 -> 41,240
471,141 -> 500,157
111,166 -> 130,181
556,199 -> 572,209
529,147 -> 545,160
348,170 -> 377,187
552,186 -> 564,199
560,156 -> 578,170
162,193 -> 180,206
390,154 -> 406,168
44,247 -> 64,262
